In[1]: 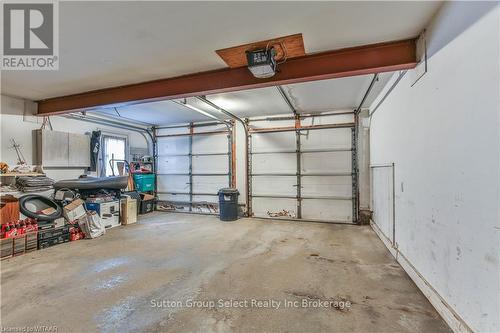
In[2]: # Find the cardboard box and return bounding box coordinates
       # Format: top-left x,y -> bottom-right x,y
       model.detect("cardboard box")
120,198 -> 137,225
54,217 -> 65,228
86,201 -> 120,229
63,199 -> 86,223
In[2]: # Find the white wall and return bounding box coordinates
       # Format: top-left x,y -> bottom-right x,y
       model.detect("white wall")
0,95 -> 148,181
370,2 -> 499,332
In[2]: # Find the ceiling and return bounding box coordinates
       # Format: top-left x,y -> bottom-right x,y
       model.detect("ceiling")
87,72 -> 393,125
1,1 -> 441,101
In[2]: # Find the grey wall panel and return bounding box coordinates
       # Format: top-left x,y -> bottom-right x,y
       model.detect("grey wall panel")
301,151 -> 352,173
252,176 -> 296,196
192,175 -> 228,193
252,197 -> 297,218
192,155 -> 228,173
301,175 -> 352,197
302,199 -> 352,222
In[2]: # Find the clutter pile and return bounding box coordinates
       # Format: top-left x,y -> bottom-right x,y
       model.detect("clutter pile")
16,176 -> 55,192
1,173 -> 154,260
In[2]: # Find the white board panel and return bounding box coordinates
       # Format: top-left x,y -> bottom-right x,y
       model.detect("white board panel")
371,166 -> 394,244
68,133 -> 90,167
302,199 -> 352,222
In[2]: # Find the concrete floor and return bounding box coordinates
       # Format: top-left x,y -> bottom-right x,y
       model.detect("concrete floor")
1,212 -> 451,333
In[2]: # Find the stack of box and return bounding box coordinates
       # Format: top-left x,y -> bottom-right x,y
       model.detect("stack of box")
120,196 -> 137,225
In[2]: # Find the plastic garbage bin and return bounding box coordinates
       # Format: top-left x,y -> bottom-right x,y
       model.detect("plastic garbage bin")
218,188 -> 239,221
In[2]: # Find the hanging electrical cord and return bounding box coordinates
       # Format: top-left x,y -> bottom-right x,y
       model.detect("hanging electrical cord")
265,40 -> 288,64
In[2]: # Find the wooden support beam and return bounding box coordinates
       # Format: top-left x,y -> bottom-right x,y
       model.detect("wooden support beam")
37,38 -> 417,115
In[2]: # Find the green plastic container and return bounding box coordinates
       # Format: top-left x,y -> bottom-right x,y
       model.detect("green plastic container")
133,173 -> 155,192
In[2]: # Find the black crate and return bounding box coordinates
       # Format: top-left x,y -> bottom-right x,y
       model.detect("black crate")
25,232 -> 38,252
139,199 -> 154,214
38,226 -> 70,241
38,233 -> 70,250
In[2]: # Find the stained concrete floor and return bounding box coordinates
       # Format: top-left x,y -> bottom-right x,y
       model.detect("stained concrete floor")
1,212 -> 451,333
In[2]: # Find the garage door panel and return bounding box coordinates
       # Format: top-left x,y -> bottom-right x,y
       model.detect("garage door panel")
302,199 -> 352,222
252,132 -> 295,153
157,156 -> 189,173
192,155 -> 228,173
252,153 -> 296,174
301,128 -> 352,150
301,151 -> 352,173
192,134 -> 228,154
158,193 -> 190,202
157,175 -> 189,193
252,176 -> 296,196
249,119 -> 355,223
301,114 -> 354,126
192,195 -> 219,203
252,197 -> 297,219
301,176 -> 352,197
192,175 -> 228,194
157,137 -> 190,155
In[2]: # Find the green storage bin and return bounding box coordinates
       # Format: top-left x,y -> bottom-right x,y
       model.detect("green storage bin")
133,173 -> 155,192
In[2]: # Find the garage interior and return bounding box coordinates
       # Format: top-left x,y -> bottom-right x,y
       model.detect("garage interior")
1,2 -> 499,333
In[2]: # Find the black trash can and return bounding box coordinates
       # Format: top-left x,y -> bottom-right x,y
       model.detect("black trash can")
218,188 -> 239,221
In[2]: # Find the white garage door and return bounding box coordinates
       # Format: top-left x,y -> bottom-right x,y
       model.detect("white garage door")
249,113 -> 357,224
156,123 -> 233,214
